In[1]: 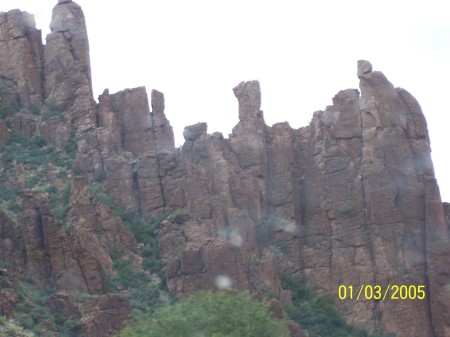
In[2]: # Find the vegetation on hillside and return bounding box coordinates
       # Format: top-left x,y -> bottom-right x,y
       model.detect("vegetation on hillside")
279,273 -> 396,337
119,290 -> 288,337
89,182 -> 174,315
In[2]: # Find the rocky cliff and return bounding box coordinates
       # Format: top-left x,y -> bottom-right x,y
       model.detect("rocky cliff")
1,1 -> 449,337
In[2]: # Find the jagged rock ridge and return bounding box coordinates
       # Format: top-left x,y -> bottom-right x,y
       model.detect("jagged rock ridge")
1,2 -> 450,337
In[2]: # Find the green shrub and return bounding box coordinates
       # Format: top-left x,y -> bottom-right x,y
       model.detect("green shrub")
118,213 -> 167,275
0,315 -> 5,325
0,93 -> 21,119
90,183 -> 115,208
25,175 -> 40,189
0,186 -> 21,202
50,181 -> 72,221
72,292 -> 91,303
62,319 -> 82,334
7,202 -> 22,213
30,134 -> 47,148
57,168 -> 67,178
1,129 -> 73,172
338,200 -> 355,215
72,165 -> 83,176
30,104 -> 40,115
41,101 -> 68,122
128,283 -> 161,315
46,184 -> 58,194
280,273 -> 396,337
119,290 -> 287,337
1,150 -> 15,167
64,141 -> 77,157
94,169 -> 106,182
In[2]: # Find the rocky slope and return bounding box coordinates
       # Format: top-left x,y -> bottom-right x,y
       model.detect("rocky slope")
1,1 -> 449,337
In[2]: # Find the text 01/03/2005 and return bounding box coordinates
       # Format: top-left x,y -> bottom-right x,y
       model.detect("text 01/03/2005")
338,285 -> 426,301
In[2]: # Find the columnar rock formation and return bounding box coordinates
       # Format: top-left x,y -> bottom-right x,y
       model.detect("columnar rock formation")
1,2 -> 449,337
0,9 -> 43,108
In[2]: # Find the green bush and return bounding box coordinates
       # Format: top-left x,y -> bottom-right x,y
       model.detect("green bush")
25,175 -> 40,189
50,181 -> 72,221
0,92 -> 21,119
30,134 -> 47,148
41,101 -> 68,122
1,130 -> 73,171
119,290 -> 287,337
1,151 -> 15,166
64,141 -> 77,157
119,213 -> 167,275
56,168 -> 68,178
30,104 -> 40,116
46,184 -> 58,194
15,281 -> 79,336
338,200 -> 355,215
104,257 -> 165,315
7,202 -> 22,213
280,273 -> 396,337
128,283 -> 161,315
90,183 -> 115,208
0,186 -> 21,202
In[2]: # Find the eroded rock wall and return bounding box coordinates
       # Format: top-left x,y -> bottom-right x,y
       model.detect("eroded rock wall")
0,9 -> 43,108
154,62 -> 450,337
1,1 -> 449,336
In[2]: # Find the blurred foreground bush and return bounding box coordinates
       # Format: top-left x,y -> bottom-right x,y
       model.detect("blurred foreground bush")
119,290 -> 287,337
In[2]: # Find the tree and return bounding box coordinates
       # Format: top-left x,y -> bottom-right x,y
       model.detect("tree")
119,290 -> 287,337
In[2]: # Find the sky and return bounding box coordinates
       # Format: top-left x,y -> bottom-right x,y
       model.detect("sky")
2,0 -> 450,202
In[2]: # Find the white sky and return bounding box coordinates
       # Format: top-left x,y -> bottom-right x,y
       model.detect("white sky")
2,0 -> 449,202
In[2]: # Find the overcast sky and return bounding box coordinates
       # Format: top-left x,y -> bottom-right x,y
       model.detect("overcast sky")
2,0 -> 450,202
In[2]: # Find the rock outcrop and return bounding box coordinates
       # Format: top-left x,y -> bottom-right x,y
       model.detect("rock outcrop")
0,9 -> 43,108
18,178 -> 139,294
154,61 -> 450,337
44,0 -> 93,113
1,2 -> 449,337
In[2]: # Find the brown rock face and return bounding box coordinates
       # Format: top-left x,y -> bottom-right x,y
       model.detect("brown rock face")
19,178 -> 139,294
47,292 -> 130,337
2,2 -> 450,336
155,63 -> 450,337
0,120 -> 8,148
80,294 -> 131,337
0,210 -> 24,272
0,9 -> 44,108
44,0 -> 93,112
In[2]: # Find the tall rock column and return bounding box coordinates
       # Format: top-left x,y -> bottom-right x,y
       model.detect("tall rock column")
44,0 -> 95,130
424,177 -> 450,337
45,0 -> 105,175
229,81 -> 269,221
0,9 -> 44,107
357,60 -> 446,336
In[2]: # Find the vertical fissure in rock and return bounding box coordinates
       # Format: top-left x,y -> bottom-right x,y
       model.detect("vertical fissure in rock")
423,181 -> 437,337
74,253 -> 91,294
150,105 -> 167,213
60,237 -> 67,270
156,154 -> 167,214
35,209 -> 45,249
131,161 -> 142,217
119,96 -> 126,150
358,103 -> 378,326
424,242 -> 437,337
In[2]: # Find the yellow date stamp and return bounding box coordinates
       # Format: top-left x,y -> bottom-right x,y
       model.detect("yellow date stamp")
338,285 -> 426,301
